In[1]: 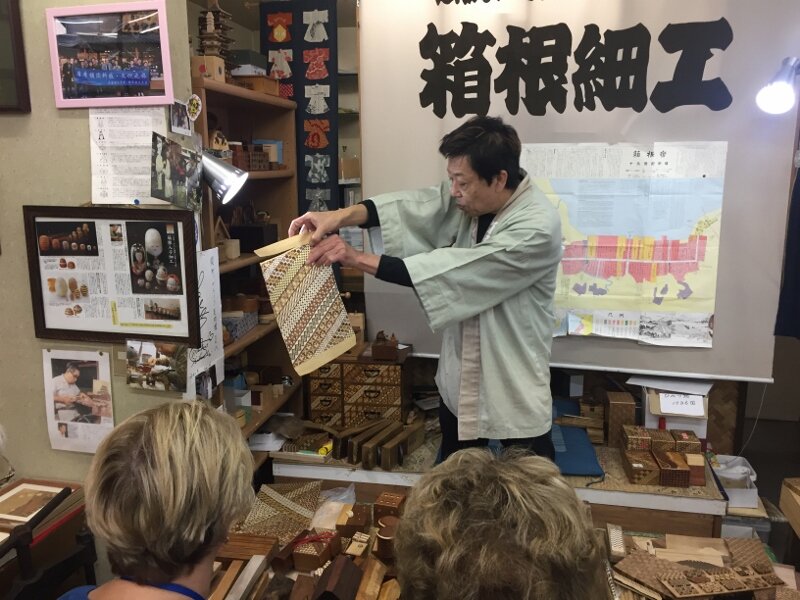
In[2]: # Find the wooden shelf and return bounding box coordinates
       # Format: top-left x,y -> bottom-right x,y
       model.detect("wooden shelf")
247,168 -> 295,180
223,321 -> 278,358
241,381 -> 301,439
219,252 -> 266,274
252,451 -> 269,471
192,77 -> 296,110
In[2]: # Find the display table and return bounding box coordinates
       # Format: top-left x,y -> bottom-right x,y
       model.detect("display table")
274,444 -> 727,535
565,447 -> 726,537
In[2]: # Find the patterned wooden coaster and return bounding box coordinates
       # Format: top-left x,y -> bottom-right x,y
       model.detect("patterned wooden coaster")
236,480 -> 322,545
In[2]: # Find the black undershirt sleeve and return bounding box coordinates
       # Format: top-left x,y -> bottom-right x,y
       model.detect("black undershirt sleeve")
357,200 -> 413,287
357,202 -> 493,288
359,199 -> 380,229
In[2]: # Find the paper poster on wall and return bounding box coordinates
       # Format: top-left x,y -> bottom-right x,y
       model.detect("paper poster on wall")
89,106 -> 169,204
184,248 -> 225,400
43,349 -> 114,453
521,141 -> 726,348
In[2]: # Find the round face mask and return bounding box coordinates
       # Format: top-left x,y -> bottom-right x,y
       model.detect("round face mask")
144,228 -> 163,257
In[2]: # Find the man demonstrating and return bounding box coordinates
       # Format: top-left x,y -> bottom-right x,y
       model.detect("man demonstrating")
52,363 -> 92,420
289,116 -> 562,460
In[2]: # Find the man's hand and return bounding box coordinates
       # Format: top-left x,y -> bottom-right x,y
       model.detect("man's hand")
307,234 -> 358,267
289,205 -> 369,243
306,235 -> 382,275
288,211 -> 342,243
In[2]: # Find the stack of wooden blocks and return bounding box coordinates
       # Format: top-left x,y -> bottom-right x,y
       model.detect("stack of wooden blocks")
211,491 -> 408,599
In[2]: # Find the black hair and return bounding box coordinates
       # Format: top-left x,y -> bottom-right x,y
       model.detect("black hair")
65,362 -> 80,373
438,116 -> 522,189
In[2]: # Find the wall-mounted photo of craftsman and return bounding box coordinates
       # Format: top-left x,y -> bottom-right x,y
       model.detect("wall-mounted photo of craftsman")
50,359 -> 99,423
43,349 -> 115,453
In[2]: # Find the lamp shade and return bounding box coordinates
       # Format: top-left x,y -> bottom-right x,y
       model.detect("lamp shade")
202,152 -> 248,204
756,57 -> 800,115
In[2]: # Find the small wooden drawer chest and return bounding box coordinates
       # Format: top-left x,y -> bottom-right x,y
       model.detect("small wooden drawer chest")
305,349 -> 410,428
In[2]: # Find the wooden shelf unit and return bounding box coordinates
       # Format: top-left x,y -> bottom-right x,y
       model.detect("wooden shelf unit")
191,77 -> 298,251
241,381 -> 301,439
223,321 -> 278,359
252,451 -> 269,472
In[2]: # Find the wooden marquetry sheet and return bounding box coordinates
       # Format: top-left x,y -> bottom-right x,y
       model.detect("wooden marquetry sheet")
257,234 -> 355,375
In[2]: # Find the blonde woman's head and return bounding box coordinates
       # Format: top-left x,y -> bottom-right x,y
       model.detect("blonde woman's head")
85,401 -> 254,583
395,448 -> 606,600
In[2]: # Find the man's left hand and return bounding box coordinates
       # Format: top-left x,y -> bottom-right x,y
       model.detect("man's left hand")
307,234 -> 358,268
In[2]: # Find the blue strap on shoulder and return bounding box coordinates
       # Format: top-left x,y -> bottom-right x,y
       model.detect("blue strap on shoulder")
121,577 -> 205,600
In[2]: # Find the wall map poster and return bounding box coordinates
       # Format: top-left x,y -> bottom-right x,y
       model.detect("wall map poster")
522,142 -> 727,348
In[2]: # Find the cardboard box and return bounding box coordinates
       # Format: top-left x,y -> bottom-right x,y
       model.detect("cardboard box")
191,55 -> 225,82
714,455 -> 759,508
643,386 -> 709,438
779,480 -> 800,538
233,75 -> 279,96
339,157 -> 360,180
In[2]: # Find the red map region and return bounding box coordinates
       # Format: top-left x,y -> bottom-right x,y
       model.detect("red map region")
562,235 -> 708,283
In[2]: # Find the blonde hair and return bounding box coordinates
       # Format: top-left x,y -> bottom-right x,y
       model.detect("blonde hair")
395,448 -> 606,600
85,401 -> 254,583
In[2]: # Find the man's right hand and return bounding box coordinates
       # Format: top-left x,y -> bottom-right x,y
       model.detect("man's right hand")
288,211 -> 342,244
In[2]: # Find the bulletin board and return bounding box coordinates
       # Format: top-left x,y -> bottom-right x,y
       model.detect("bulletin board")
360,0 -> 800,382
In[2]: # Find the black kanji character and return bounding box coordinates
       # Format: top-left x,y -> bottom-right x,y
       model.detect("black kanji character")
650,18 -> 733,112
495,23 -> 571,115
572,23 -> 651,112
419,22 -> 496,118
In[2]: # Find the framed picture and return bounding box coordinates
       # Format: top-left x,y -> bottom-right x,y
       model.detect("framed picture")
0,0 -> 31,112
0,481 -> 66,523
23,206 -> 199,345
45,0 -> 174,109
